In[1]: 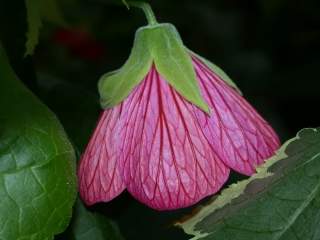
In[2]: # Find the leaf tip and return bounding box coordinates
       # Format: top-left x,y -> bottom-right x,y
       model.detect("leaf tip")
122,0 -> 130,9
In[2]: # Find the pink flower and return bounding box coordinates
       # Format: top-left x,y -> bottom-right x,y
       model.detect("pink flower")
78,54 -> 280,210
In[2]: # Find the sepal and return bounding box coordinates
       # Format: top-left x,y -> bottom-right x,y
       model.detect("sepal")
147,23 -> 210,113
98,29 -> 153,108
98,23 -> 210,113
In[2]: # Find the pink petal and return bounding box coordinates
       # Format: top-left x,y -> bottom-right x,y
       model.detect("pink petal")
78,109 -> 125,205
118,66 -> 230,210
192,55 -> 280,175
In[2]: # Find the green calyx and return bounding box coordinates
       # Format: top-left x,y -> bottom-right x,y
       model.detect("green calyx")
98,21 -> 210,113
99,2 -> 240,113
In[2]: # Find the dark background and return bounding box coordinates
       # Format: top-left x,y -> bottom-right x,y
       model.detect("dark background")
1,0 -> 320,239
35,0 -> 320,143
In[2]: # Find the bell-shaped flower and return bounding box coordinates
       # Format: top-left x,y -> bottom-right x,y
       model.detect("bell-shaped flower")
78,3 -> 280,210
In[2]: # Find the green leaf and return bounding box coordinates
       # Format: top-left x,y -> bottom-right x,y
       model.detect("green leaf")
0,45 -> 77,239
178,128 -> 320,240
98,28 -> 153,108
149,24 -> 210,113
25,0 -> 65,55
188,49 -> 242,95
25,0 -> 42,56
68,199 -> 124,240
35,75 -> 124,240
121,0 -> 129,9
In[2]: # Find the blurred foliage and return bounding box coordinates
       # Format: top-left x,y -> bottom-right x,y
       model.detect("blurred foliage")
1,0 -> 319,239
56,199 -> 125,240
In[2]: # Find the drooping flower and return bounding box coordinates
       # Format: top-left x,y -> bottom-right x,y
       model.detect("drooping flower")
78,3 -> 280,210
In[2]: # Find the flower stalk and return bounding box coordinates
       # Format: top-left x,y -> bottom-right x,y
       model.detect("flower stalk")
129,1 -> 158,26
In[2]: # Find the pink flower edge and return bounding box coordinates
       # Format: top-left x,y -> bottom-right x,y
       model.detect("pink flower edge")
78,54 -> 280,210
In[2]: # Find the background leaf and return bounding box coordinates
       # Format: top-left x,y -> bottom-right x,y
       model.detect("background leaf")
25,0 -> 65,55
34,73 -> 125,240
121,0 -> 129,9
178,128 -> 320,240
25,0 -> 42,55
0,45 -> 77,239
70,199 -> 124,240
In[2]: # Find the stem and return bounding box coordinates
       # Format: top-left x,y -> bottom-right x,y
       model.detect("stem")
129,1 -> 158,26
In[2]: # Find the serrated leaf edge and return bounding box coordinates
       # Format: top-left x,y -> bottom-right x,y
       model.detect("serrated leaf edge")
176,128 -> 317,240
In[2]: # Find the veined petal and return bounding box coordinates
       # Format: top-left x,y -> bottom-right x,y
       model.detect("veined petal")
78,109 -> 125,205
192,55 -> 280,175
118,66 -> 230,210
